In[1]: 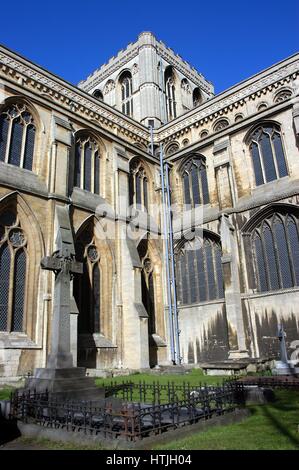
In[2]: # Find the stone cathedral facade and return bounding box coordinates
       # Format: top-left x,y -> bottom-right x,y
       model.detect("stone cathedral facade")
0,32 -> 299,378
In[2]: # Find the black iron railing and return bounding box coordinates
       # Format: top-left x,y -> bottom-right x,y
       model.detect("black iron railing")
10,380 -> 243,441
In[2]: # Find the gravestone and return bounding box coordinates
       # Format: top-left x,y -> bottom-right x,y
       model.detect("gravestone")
272,324 -> 295,376
26,206 -> 105,400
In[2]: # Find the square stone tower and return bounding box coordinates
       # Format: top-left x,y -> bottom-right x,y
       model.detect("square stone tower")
78,32 -> 214,128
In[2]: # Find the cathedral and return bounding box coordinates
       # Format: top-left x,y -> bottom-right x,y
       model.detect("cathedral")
0,32 -> 299,378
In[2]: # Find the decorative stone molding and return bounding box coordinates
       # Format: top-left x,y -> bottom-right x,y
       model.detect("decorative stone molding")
103,79 -> 115,94
0,48 -> 149,146
156,56 -> 299,143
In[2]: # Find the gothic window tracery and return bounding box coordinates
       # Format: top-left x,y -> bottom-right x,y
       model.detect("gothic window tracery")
0,210 -> 27,332
248,124 -> 288,186
251,212 -> 299,292
176,235 -> 224,305
0,104 -> 36,171
74,134 -> 101,194
165,67 -> 176,121
129,160 -> 149,211
182,156 -> 209,207
213,119 -> 229,132
274,89 -> 292,103
120,72 -> 133,117
74,230 -> 101,334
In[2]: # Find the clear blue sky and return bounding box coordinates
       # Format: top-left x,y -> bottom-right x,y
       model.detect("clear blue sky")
0,0 -> 298,94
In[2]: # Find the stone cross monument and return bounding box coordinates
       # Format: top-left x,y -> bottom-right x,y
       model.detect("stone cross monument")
41,205 -> 82,369
26,206 -> 104,400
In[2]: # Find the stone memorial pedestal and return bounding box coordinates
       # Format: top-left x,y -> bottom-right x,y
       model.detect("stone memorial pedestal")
26,368 -> 105,401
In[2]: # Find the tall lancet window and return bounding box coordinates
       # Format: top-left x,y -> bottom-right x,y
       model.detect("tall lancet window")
74,230 -> 101,335
176,234 -> 224,305
182,156 -> 209,207
129,159 -> 149,211
120,71 -> 133,117
0,210 -> 27,332
251,211 -> 299,292
248,124 -> 288,186
141,258 -> 156,335
165,66 -> 177,121
0,103 -> 36,171
74,134 -> 100,194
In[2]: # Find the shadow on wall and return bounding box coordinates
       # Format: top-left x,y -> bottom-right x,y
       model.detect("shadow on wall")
188,308 -> 230,363
255,309 -> 299,359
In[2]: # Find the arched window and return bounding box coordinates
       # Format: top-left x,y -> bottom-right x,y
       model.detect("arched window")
93,89 -> 103,101
251,212 -> 299,292
141,258 -> 156,334
0,104 -> 36,171
74,134 -> 100,194
193,88 -> 202,107
0,210 -> 27,332
74,231 -> 101,334
176,234 -> 224,305
129,159 -> 149,211
248,124 -> 288,186
165,67 -> 176,121
274,89 -> 292,103
120,72 -> 133,117
166,142 -> 179,156
182,156 -> 209,207
213,119 -> 229,133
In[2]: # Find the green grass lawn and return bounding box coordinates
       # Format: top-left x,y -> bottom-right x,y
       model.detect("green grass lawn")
2,372 -> 298,450
153,389 -> 299,450
97,369 -> 227,387
0,387 -> 14,400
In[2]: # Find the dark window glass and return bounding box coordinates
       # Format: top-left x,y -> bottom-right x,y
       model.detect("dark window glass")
201,168 -> 210,204
251,142 -> 264,186
0,115 -> 9,162
183,158 -> 209,208
250,125 -> 288,187
287,218 -> 299,285
272,133 -> 288,178
196,246 -> 206,302
215,245 -> 224,298
205,241 -> 216,300
148,273 -> 156,334
11,249 -> 26,332
274,218 -> 293,288
143,178 -> 148,211
175,260 -> 182,303
0,244 -> 10,331
191,165 -> 200,205
84,144 -> 92,192
94,152 -> 100,195
129,173 -> 134,206
176,236 -> 223,305
8,119 -> 23,167
254,233 -> 268,292
263,224 -> 279,290
136,175 -> 142,206
183,173 -> 191,205
92,264 -> 100,333
187,250 -> 197,303
78,262 -> 91,334
74,143 -> 81,188
260,132 -> 276,182
23,124 -> 35,171
180,254 -> 189,304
